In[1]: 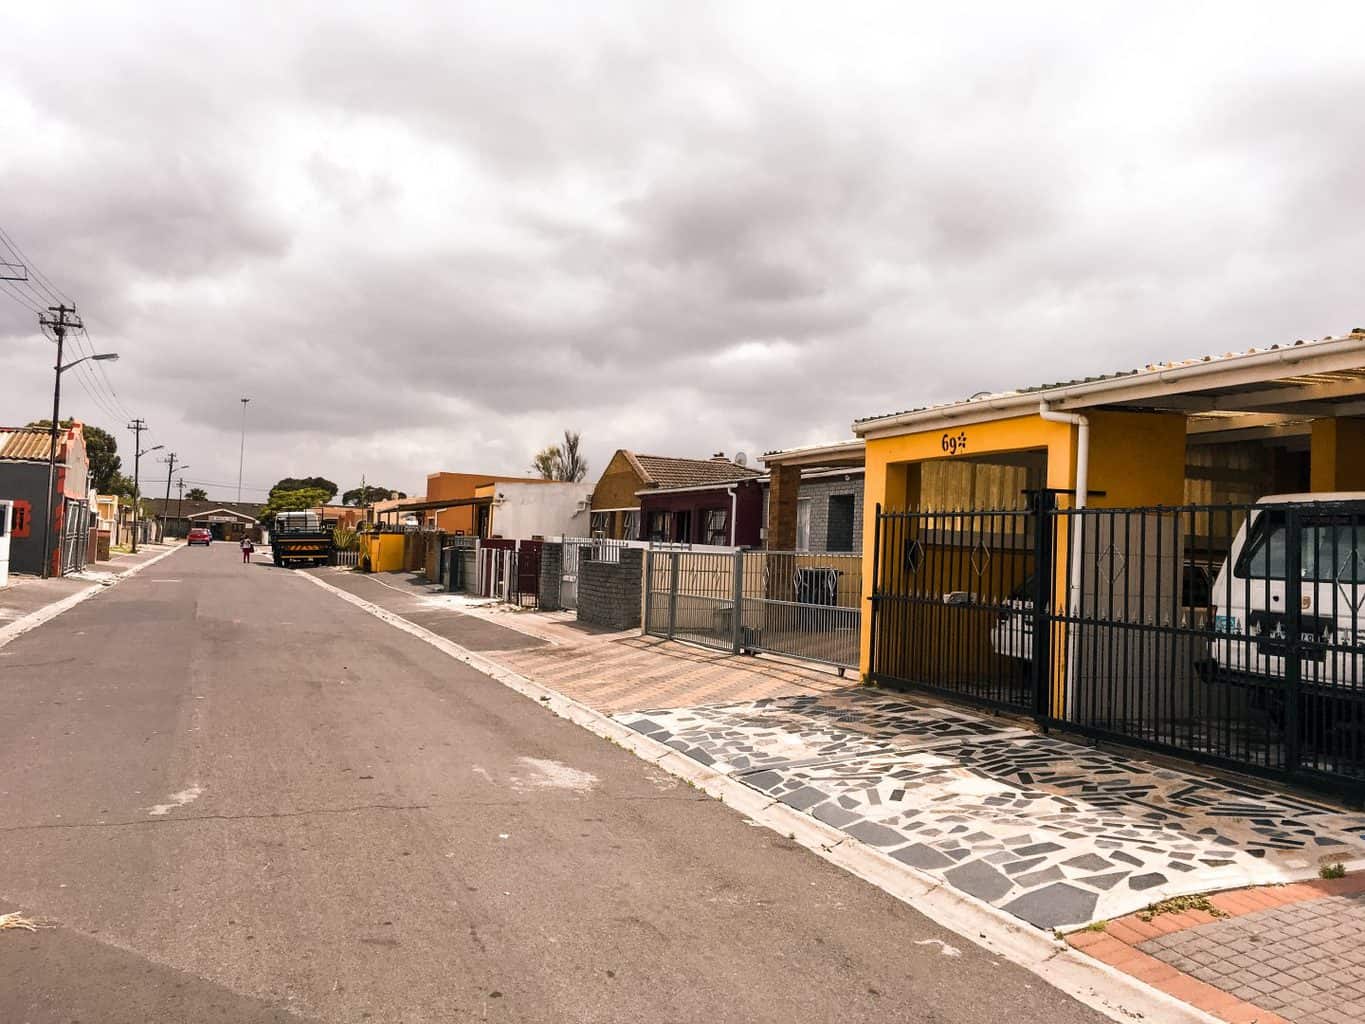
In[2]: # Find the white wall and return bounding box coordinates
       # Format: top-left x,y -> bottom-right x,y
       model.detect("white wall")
490,482 -> 593,539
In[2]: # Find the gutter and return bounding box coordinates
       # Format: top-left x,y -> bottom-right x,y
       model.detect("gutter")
1037,402 -> 1088,720
852,334 -> 1365,437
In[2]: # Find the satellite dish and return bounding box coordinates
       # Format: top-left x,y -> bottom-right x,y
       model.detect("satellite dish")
734,451 -> 748,467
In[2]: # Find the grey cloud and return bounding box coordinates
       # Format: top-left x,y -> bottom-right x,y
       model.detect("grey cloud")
2,4 -> 1364,499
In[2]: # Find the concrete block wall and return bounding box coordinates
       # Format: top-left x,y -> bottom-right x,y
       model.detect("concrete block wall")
577,547 -> 643,630
762,475 -> 864,553
537,542 -> 563,612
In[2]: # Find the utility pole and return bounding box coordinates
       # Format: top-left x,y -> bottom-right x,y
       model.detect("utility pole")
161,453 -> 188,540
237,397 -> 250,505
126,421 -> 162,553
176,477 -> 186,525
38,304 -> 84,578
128,420 -> 145,553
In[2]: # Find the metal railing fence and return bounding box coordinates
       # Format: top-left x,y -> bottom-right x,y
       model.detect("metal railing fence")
644,547 -> 863,670
869,496 -> 1365,797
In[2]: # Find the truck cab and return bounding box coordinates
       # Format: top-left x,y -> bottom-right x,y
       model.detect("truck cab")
1210,493 -> 1365,696
271,510 -> 333,567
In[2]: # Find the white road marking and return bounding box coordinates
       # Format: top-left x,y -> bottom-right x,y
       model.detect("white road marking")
915,939 -> 964,958
512,757 -> 598,793
148,784 -> 204,816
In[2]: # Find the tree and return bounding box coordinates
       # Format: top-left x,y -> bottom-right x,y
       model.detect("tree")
342,484 -> 406,506
27,419 -> 122,493
530,430 -> 588,482
260,486 -> 332,524
270,476 -> 338,502
186,487 -> 208,501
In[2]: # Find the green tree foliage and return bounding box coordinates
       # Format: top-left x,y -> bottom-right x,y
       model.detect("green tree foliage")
260,486 -> 332,524
271,476 -> 338,502
342,484 -> 406,505
185,487 -> 208,501
26,419 -> 122,492
530,430 -> 588,482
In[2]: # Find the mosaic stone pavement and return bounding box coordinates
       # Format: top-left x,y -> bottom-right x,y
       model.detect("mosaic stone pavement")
617,691 -> 1365,929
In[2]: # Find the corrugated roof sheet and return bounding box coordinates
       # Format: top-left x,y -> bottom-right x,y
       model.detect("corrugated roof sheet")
0,428 -> 63,461
142,498 -> 266,517
854,333 -> 1365,426
633,453 -> 762,489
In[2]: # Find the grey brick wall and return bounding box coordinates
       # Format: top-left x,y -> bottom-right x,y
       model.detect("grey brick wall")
577,547 -> 643,630
537,542 -> 563,611
762,474 -> 863,553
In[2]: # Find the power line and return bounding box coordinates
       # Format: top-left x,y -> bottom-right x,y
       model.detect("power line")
0,224 -> 73,306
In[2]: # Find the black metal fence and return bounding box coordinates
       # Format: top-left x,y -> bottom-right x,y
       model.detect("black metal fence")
870,496 -> 1365,796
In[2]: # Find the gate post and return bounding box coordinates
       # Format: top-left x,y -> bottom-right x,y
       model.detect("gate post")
731,548 -> 746,654
869,503 -> 882,682
1283,506 -> 1303,775
643,547 -> 653,632
667,550 -> 680,640
1030,490 -> 1057,719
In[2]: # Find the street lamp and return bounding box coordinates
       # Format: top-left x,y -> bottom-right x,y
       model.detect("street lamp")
237,397 -> 250,505
38,304 -> 117,578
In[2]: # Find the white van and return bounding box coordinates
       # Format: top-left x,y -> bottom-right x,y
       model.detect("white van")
1210,493 -> 1365,694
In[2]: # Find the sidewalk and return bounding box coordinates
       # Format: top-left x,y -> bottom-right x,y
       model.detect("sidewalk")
1069,873 -> 1365,1024
0,543 -> 178,630
313,567 -> 1365,1023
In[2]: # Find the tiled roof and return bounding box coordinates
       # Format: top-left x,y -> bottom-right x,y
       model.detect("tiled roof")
854,332 -> 1365,426
0,428 -> 65,461
633,453 -> 762,489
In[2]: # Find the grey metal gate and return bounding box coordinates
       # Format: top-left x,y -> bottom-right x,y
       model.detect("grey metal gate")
61,499 -> 90,575
645,548 -> 862,671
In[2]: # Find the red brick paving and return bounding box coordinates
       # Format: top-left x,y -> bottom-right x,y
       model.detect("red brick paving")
1068,871 -> 1365,1024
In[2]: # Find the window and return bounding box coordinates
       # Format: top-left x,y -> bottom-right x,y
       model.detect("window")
648,510 -> 673,542
704,508 -> 729,546
826,494 -> 856,552
1235,511 -> 1364,583
621,510 -> 639,540
795,498 -> 812,552
590,511 -> 609,537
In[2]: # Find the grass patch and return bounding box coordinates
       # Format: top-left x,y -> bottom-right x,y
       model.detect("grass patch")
1084,920 -> 1108,932
1136,893 -> 1226,923
1320,862 -> 1346,880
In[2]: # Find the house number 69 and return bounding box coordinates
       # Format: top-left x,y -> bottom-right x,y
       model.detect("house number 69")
941,431 -> 968,455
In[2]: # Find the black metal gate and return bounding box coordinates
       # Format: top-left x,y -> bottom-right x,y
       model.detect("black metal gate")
869,494 -> 1053,714
870,496 -> 1365,797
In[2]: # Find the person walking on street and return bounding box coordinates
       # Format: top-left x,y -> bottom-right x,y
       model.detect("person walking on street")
240,535 -> 254,564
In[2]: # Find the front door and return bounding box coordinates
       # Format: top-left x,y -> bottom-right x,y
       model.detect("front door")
674,510 -> 692,544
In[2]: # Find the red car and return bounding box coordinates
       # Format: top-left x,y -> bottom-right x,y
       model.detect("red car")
187,527 -> 213,546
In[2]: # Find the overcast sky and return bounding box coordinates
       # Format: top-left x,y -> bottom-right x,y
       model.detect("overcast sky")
2,2 -> 1362,502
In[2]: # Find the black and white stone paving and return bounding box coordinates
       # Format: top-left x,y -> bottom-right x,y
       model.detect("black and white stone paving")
616,691 -> 1365,929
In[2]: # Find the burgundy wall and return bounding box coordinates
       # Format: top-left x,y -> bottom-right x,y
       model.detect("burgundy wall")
637,480 -> 762,547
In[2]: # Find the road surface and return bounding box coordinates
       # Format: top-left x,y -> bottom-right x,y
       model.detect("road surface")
0,543 -> 1106,1023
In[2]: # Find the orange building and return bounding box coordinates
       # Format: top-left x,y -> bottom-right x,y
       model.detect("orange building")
424,472 -> 555,534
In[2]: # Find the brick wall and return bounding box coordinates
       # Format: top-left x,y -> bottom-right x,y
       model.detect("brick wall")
577,547 -> 643,630
762,473 -> 864,553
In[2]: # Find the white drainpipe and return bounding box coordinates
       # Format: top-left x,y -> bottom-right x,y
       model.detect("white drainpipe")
727,484 -> 739,546
1038,401 -> 1089,718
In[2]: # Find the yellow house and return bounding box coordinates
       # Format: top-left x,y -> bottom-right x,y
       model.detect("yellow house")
841,331 -> 1365,718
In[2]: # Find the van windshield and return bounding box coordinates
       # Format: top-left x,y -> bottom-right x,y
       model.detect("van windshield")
1234,511 -> 1365,583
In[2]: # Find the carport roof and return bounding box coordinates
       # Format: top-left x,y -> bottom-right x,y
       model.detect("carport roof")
853,331 -> 1365,438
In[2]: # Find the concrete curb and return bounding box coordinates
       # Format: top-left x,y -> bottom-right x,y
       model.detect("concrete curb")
302,570 -> 1221,1024
0,545 -> 184,651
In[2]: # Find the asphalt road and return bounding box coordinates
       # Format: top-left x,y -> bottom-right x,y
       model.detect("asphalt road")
0,543 -> 1107,1023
